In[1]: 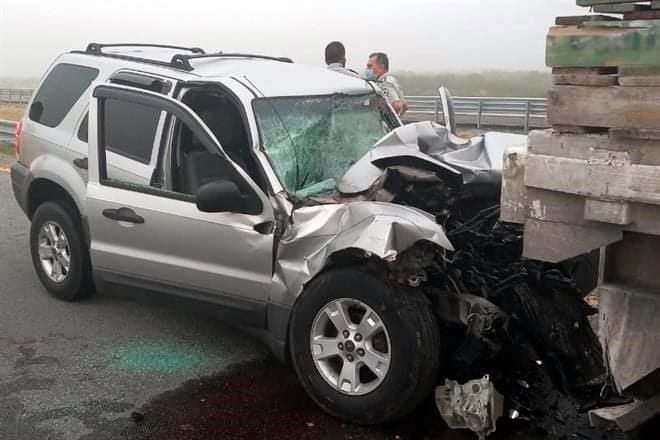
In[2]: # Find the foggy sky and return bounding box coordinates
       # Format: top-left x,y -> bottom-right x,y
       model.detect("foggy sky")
0,0 -> 584,78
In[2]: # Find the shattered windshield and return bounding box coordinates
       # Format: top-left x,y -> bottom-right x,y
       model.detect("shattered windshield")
253,94 -> 393,198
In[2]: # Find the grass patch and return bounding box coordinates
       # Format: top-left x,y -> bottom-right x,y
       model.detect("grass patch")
0,143 -> 15,157
0,103 -> 25,121
395,70 -> 552,97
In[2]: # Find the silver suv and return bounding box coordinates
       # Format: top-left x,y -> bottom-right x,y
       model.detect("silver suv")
11,43 -> 453,424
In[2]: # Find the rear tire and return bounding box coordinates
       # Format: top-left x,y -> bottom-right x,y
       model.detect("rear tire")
30,201 -> 93,301
289,267 -> 440,425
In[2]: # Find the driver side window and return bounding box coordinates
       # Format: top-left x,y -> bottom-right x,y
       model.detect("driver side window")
167,119 -> 243,197
97,95 -> 262,215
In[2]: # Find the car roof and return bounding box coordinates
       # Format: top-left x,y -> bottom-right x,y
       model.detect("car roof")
194,59 -> 372,97
60,47 -> 374,98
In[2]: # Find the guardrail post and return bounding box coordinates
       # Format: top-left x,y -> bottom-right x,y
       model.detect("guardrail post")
524,100 -> 531,132
477,100 -> 483,129
0,119 -> 19,146
434,97 -> 440,124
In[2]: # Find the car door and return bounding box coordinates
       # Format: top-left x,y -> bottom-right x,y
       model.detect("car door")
86,83 -> 275,323
68,71 -> 177,185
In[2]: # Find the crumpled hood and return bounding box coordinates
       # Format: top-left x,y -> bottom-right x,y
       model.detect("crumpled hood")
269,121 -> 527,305
284,201 -> 453,255
338,121 -> 528,195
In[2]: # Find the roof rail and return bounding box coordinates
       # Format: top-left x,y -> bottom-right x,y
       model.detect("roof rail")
171,52 -> 294,71
69,43 -> 207,71
70,44 -> 291,73
85,43 -> 205,55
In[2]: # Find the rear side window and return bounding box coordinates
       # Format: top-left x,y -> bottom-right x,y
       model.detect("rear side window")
103,99 -> 161,164
77,74 -> 170,145
30,64 -> 99,128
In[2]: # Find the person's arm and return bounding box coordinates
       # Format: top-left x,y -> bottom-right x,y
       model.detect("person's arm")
385,76 -> 407,116
391,100 -> 405,115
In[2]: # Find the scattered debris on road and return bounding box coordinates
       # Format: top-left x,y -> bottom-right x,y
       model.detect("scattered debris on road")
123,358 -> 535,440
436,375 -> 504,439
130,411 -> 145,423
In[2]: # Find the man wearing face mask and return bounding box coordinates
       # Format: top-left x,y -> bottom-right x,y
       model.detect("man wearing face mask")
365,52 -> 408,116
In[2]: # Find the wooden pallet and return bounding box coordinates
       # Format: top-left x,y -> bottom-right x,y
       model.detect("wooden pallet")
577,0 -> 660,10
547,21 -> 660,69
548,52 -> 660,131
501,130 -> 660,261
547,14 -> 660,131
577,0 -> 659,5
552,67 -> 618,86
548,85 -> 660,130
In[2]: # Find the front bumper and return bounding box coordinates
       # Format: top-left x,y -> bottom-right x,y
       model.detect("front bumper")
10,161 -> 30,216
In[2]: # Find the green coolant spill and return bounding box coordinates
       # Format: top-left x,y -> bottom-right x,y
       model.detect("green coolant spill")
107,341 -> 217,374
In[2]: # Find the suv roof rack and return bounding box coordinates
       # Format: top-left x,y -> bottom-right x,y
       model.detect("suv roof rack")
170,53 -> 294,71
70,43 -> 207,72
85,43 -> 205,55
71,43 -> 292,72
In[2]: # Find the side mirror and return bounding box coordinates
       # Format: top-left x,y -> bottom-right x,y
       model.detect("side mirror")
195,180 -> 245,213
438,86 -> 456,135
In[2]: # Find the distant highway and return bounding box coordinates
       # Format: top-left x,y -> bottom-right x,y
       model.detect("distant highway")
1,87 -> 547,132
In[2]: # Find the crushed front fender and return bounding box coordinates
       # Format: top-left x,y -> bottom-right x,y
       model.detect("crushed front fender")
269,201 -> 453,307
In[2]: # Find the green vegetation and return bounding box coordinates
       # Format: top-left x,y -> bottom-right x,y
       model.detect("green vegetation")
0,143 -> 14,157
394,70 -> 552,97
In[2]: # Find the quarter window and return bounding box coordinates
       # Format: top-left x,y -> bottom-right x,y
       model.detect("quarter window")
77,114 -> 88,142
29,63 -> 99,127
103,99 -> 161,164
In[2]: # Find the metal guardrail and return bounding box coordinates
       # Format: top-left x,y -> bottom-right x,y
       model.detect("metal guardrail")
0,88 -> 549,131
0,119 -> 17,145
404,95 -> 548,131
0,88 -> 33,104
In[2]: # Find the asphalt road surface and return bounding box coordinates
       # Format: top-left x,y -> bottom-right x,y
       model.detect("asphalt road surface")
0,156 -> 578,440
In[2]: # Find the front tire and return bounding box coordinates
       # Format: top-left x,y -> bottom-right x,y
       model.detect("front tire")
289,267 -> 440,425
30,201 -> 93,301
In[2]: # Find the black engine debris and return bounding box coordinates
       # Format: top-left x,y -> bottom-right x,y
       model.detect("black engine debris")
377,162 -> 615,439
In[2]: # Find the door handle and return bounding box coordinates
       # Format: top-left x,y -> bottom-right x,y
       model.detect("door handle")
73,157 -> 88,170
254,221 -> 274,234
102,207 -> 145,224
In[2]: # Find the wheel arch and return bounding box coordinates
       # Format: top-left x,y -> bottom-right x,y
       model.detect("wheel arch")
267,246 -> 389,364
27,179 -> 80,219
26,176 -> 89,249
26,154 -> 87,221
269,241 -> 433,364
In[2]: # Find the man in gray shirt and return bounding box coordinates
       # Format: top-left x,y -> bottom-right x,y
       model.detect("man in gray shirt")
325,41 -> 359,78
365,52 -> 408,116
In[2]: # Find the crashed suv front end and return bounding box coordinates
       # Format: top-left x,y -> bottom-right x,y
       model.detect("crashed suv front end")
257,91 -> 605,436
